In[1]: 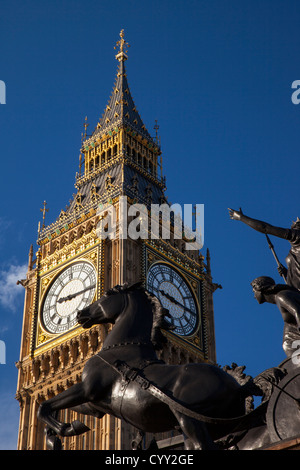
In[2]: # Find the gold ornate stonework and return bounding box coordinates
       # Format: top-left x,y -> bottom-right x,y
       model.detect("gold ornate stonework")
16,32 -> 217,450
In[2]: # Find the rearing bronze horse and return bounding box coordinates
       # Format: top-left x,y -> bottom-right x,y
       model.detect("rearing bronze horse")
38,283 -> 253,450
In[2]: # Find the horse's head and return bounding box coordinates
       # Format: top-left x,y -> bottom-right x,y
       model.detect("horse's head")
77,284 -> 128,329
77,282 -> 174,349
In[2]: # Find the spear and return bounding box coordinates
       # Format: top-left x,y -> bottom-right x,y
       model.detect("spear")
265,234 -> 287,284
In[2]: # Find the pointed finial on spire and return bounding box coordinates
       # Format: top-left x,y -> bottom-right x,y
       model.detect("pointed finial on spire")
154,120 -> 159,142
28,244 -> 33,271
40,201 -> 49,229
154,119 -> 161,146
83,116 -> 89,139
114,29 -> 130,62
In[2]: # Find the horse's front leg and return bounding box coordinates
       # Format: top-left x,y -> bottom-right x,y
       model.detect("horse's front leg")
38,382 -> 90,437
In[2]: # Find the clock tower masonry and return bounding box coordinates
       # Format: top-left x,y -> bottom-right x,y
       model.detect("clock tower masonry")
16,31 -> 217,450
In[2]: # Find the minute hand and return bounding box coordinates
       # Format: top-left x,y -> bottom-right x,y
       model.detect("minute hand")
57,284 -> 96,303
159,289 -> 196,316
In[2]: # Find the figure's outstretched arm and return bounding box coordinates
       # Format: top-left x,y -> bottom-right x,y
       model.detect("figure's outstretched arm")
228,208 -> 289,239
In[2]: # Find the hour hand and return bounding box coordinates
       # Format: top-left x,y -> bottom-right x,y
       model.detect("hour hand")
159,289 -> 196,316
57,293 -> 79,303
159,289 -> 180,306
57,284 -> 96,303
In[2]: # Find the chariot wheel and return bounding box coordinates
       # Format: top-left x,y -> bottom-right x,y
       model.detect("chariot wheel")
266,369 -> 300,442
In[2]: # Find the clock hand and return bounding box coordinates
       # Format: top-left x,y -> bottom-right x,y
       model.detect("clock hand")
158,289 -> 196,316
57,284 -> 96,303
159,289 -> 179,304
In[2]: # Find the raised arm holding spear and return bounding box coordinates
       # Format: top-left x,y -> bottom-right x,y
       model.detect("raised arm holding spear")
228,208 -> 300,290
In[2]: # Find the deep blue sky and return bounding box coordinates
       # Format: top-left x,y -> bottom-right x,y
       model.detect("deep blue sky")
1,0 -> 300,449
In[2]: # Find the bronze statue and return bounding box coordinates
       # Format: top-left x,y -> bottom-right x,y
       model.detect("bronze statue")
229,208 -> 300,289
37,282 -> 275,450
251,276 -> 300,357
36,282 -> 300,450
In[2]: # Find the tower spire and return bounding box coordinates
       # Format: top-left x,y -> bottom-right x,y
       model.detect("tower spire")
114,29 -> 130,62
92,31 -> 154,143
75,31 -> 164,193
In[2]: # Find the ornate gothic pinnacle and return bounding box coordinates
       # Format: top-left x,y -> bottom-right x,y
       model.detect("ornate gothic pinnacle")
114,29 -> 130,62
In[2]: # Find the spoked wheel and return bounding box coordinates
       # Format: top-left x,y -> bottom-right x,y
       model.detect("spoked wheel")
266,369 -> 300,442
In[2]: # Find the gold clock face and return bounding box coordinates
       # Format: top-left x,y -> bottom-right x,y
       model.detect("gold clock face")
147,263 -> 199,336
41,261 -> 97,334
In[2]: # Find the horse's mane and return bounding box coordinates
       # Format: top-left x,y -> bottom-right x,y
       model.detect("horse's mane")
104,282 -> 174,349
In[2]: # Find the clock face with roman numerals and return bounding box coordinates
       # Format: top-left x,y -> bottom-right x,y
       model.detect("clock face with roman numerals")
41,261 -> 97,334
146,263 -> 198,337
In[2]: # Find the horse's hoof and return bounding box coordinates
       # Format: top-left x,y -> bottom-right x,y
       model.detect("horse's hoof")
66,420 -> 90,436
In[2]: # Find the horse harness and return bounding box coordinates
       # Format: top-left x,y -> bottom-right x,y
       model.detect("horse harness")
97,353 -> 265,427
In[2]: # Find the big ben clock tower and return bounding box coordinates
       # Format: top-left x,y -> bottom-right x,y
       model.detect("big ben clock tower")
16,31 -> 217,450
